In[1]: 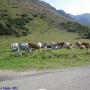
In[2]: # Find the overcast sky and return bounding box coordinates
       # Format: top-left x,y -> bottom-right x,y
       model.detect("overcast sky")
41,0 -> 90,15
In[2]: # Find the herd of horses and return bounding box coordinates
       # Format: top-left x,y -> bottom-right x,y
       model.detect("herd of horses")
10,41 -> 90,54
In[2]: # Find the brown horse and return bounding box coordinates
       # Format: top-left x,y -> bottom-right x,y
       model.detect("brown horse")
28,43 -> 40,50
81,42 -> 90,49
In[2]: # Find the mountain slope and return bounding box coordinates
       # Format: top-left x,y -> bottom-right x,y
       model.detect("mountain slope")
0,0 -> 90,38
57,9 -> 90,26
0,0 -> 70,36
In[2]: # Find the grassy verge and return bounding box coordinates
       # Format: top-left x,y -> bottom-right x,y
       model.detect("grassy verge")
0,48 -> 90,71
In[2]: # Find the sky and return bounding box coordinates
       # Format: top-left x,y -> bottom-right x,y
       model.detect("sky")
41,0 -> 90,15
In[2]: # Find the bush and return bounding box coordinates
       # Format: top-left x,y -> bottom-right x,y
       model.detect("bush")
33,14 -> 38,17
86,32 -> 90,39
22,32 -> 27,36
0,13 -> 31,36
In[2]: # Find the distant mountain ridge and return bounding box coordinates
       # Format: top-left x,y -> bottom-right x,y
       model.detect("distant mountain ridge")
57,10 -> 75,20
74,13 -> 90,26
58,9 -> 90,26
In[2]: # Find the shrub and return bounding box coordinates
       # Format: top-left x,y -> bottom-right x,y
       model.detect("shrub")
32,14 -> 38,17
22,32 -> 27,36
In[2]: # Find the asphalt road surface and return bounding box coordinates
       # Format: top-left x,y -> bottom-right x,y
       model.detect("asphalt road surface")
0,66 -> 90,90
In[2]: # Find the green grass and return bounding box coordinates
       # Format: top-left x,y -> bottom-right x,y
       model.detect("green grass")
0,0 -> 90,70
0,33 -> 90,71
0,48 -> 90,71
0,30 -> 90,48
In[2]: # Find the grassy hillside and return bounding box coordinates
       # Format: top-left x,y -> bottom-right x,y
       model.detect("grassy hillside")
0,32 -> 90,70
0,0 -> 70,36
0,0 -> 90,39
0,0 -> 90,70
60,21 -> 90,38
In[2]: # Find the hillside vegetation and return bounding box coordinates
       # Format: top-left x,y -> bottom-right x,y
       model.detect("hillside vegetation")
0,0 -> 90,38
60,21 -> 90,39
0,0 -> 68,36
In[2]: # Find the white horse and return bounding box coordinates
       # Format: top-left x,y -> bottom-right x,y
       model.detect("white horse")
63,42 -> 72,49
36,42 -> 42,48
19,43 -> 32,53
10,43 -> 20,52
10,43 -> 32,53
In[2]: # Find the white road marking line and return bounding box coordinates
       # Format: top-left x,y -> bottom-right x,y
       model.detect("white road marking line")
38,88 -> 46,90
